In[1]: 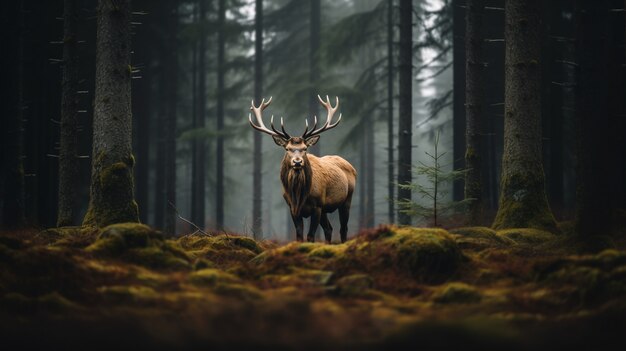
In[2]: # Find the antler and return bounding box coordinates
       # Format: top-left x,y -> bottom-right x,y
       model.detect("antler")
302,95 -> 342,139
248,97 -> 291,140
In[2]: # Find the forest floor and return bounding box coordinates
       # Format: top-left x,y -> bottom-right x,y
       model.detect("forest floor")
1,221 -> 626,350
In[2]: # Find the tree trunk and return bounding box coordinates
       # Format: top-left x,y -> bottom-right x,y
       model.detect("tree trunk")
452,0 -> 466,202
83,0 -> 139,227
216,0 -> 225,230
359,135 -> 366,229
153,96 -> 166,229
492,0 -> 557,232
387,0 -> 395,224
366,111 -> 375,228
396,0 -> 412,225
574,0 -> 611,237
252,0 -> 264,239
309,0 -> 321,156
464,0 -> 484,224
546,0 -> 564,216
192,0 -> 207,228
57,0 -> 80,227
164,3 -> 179,235
132,1 -> 153,225
2,0 -> 26,228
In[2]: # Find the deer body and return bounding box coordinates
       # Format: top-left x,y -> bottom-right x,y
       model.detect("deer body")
249,96 -> 356,243
281,152 -> 356,242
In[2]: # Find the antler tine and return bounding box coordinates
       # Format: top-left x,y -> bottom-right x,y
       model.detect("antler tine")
269,115 -> 291,139
302,95 -> 342,138
280,117 -> 291,138
248,97 -> 290,139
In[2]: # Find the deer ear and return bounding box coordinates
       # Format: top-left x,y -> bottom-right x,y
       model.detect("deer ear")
272,135 -> 288,146
305,135 -> 320,146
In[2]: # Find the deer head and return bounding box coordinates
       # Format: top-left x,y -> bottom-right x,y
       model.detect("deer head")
248,95 -> 342,170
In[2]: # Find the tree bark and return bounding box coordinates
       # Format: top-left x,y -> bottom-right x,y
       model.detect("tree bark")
366,110 -> 375,228
2,0 -> 26,228
252,0 -> 264,239
309,0 -> 321,156
216,0 -> 225,230
492,0 -> 557,232
57,0 -> 80,227
387,0 -> 395,224
464,0 -> 484,224
164,3 -> 179,235
132,1 -> 153,224
192,0 -> 207,228
83,0 -> 139,227
397,0 -> 412,225
452,0 -> 466,202
574,0 -> 611,237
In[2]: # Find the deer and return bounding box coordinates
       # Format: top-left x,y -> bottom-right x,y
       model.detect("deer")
249,95 -> 356,243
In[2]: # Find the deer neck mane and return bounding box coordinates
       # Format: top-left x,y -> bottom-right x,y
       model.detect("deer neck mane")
280,154 -> 313,217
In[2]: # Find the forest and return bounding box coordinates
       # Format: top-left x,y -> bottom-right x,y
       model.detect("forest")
0,0 -> 625,349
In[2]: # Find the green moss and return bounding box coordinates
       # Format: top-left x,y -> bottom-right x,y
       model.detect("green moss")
83,153 -> 139,227
208,235 -> 262,254
192,257 -> 215,270
97,285 -> 159,304
86,223 -> 190,269
2,292 -> 83,314
86,223 -> 154,254
128,246 -> 190,270
213,282 -> 264,301
450,227 -> 515,250
432,282 -> 482,304
557,221 -> 575,236
496,228 -> 555,244
492,172 -> 558,233
177,234 -> 263,265
383,227 -> 461,280
335,274 -> 374,297
295,242 -> 319,253
261,267 -> 334,288
308,244 -> 347,259
188,268 -> 241,287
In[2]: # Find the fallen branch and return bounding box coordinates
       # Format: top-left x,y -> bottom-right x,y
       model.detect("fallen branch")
168,201 -> 212,236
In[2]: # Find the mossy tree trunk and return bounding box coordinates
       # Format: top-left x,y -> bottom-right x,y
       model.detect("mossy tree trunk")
397,0 -> 413,226
83,0 -> 139,227
492,0 -> 557,232
57,0 -> 79,227
216,0 -> 225,230
464,0 -> 484,224
2,0 -> 26,228
387,0 -> 395,224
252,0 -> 264,239
574,0 -> 610,237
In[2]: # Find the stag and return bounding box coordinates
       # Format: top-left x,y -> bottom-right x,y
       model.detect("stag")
249,96 -> 356,243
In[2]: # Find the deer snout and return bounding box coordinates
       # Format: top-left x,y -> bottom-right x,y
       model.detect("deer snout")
292,158 -> 303,168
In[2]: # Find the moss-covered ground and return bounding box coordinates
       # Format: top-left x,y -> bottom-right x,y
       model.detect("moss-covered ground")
1,223 -> 626,350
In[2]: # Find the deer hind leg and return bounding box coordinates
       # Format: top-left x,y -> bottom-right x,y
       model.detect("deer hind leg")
320,212 -> 333,244
307,208 -> 321,242
338,205 -> 350,243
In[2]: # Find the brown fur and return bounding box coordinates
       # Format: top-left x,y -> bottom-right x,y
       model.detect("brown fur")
278,139 -> 357,242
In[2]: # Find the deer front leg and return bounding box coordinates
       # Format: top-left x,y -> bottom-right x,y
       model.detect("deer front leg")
307,208 -> 321,242
292,214 -> 304,241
